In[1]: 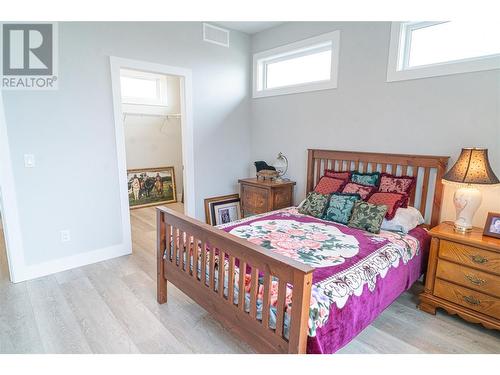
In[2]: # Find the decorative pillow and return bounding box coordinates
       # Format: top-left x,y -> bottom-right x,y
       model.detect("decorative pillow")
324,170 -> 350,181
348,201 -> 388,234
350,171 -> 381,186
367,192 -> 408,220
314,176 -> 346,194
341,182 -> 376,200
323,193 -> 362,224
298,192 -> 329,218
378,173 -> 415,195
381,206 -> 425,234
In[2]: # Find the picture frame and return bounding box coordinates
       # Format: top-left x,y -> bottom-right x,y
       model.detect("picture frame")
127,166 -> 177,209
483,212 -> 500,239
204,194 -> 241,226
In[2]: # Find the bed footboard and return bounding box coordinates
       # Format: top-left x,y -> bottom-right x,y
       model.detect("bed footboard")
156,207 -> 314,354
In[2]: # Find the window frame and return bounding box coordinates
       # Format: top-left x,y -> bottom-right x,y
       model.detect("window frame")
120,69 -> 168,106
252,30 -> 340,98
387,21 -> 500,82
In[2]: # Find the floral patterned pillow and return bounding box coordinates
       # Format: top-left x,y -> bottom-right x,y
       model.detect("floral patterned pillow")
324,170 -> 350,182
350,171 -> 381,186
378,173 -> 415,196
314,176 -> 346,194
367,192 -> 408,220
323,193 -> 362,224
341,182 -> 376,200
347,201 -> 388,234
298,192 -> 329,218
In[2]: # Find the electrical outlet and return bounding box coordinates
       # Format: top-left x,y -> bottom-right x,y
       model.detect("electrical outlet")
60,230 -> 71,243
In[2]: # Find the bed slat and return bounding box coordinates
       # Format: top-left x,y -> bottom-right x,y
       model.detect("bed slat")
420,167 -> 431,219
218,251 -> 225,297
250,267 -> 258,318
261,272 -> 271,329
209,246 -> 215,291
228,256 -> 235,304
201,241 -> 207,286
174,228 -> 179,266
193,237 -> 199,279
238,260 -> 247,310
275,279 -> 287,338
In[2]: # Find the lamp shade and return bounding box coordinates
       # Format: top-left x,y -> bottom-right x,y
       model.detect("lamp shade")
443,148 -> 499,185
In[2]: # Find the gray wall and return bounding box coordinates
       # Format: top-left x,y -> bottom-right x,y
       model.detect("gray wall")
251,22 -> 500,226
2,21 -> 499,275
2,22 -> 251,266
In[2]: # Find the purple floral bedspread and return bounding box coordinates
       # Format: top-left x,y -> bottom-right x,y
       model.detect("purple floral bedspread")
218,207 -> 430,353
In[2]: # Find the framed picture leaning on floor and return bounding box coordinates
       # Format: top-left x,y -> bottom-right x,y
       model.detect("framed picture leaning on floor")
127,166 -> 177,209
204,194 -> 241,225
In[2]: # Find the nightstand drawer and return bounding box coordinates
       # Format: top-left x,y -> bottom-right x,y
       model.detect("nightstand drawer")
439,240 -> 500,276
240,185 -> 268,214
434,279 -> 500,319
436,259 -> 500,298
272,186 -> 293,210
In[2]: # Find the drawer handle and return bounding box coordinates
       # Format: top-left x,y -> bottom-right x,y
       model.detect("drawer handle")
463,295 -> 481,306
464,274 -> 486,286
470,255 -> 488,264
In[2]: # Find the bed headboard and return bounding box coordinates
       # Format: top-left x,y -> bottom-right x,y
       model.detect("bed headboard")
306,149 -> 449,227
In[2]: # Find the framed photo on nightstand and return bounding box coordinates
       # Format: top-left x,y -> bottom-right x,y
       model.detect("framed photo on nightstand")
483,212 -> 500,239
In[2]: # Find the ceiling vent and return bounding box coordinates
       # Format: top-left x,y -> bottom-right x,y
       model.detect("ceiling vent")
203,23 -> 230,47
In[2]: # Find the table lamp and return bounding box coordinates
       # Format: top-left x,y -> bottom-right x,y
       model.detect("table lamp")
273,152 -> 288,182
443,148 -> 499,233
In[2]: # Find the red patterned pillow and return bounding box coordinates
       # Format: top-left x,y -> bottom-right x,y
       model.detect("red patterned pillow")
324,170 -> 350,181
378,173 -> 415,195
367,192 -> 408,220
314,176 -> 346,194
341,182 -> 376,200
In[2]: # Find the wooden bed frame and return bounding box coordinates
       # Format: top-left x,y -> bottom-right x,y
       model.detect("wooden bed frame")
156,149 -> 449,353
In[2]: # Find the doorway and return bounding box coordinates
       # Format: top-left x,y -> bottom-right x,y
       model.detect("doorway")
110,57 -> 195,256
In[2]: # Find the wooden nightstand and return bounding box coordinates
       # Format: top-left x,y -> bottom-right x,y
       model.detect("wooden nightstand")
418,221 -> 500,330
238,178 -> 296,217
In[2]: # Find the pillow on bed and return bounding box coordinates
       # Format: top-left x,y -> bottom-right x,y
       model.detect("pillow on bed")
381,206 -> 425,234
350,171 -> 381,186
378,173 -> 415,195
298,192 -> 329,218
314,176 -> 346,194
367,192 -> 408,220
348,201 -> 387,234
324,170 -> 350,181
323,193 -> 362,224
341,182 -> 376,200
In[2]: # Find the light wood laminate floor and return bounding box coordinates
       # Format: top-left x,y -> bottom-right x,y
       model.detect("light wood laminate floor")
0,206 -> 499,354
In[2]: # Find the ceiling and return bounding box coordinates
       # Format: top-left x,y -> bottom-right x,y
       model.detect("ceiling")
214,22 -> 284,35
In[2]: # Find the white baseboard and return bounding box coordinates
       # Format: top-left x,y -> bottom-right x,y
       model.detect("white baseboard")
14,243 -> 131,283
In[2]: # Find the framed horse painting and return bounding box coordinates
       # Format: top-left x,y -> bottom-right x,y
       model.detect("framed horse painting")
127,166 -> 177,209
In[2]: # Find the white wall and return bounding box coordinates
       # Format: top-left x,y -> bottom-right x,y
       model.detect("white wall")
123,75 -> 184,201
251,22 -> 500,227
1,22 -> 251,279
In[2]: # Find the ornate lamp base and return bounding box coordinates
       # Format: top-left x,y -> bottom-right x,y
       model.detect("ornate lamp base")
453,186 -> 482,233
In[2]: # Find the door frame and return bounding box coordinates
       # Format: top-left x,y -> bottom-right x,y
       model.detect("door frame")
0,90 -> 27,282
109,57 -> 196,250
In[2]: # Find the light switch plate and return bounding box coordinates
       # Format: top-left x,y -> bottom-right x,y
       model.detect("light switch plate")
24,154 -> 35,168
